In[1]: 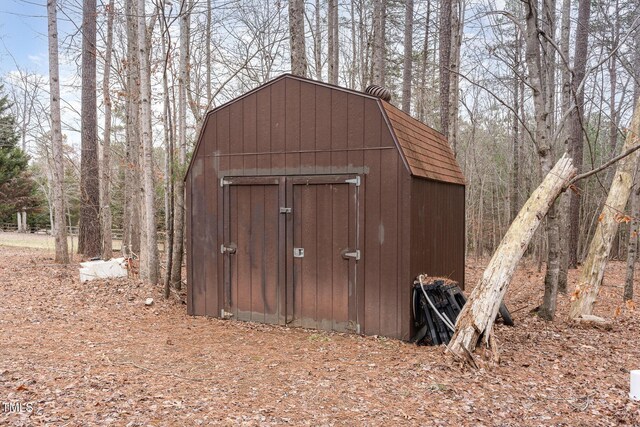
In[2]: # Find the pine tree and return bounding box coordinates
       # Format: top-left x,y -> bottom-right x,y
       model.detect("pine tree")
0,85 -> 37,220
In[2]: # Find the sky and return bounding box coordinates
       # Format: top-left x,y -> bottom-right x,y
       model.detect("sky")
0,0 -> 84,151
0,0 -> 54,75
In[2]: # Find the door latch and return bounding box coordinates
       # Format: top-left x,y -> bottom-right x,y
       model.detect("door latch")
293,248 -> 304,258
342,249 -> 360,261
220,244 -> 236,254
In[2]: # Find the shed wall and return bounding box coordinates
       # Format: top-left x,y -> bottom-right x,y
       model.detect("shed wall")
186,75 -> 466,340
409,178 -> 466,285
187,77 -> 417,339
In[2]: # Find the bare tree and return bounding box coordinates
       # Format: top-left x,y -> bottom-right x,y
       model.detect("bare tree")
439,0 -> 453,136
624,31 -> 640,302
289,0 -> 308,76
417,1 -> 431,122
171,0 -> 190,291
328,0 -> 339,84
510,17 -> 522,223
448,155 -> 577,361
123,0 -> 141,258
47,0 -> 69,264
79,0 -> 102,257
137,0 -> 159,283
372,0 -> 385,86
625,179 -> 640,301
101,0 -> 115,260
570,99 -> 640,319
314,0 -> 323,81
521,0 -> 562,320
557,0 -> 572,294
402,0 -> 414,113
567,0 -> 592,268
448,0 -> 464,154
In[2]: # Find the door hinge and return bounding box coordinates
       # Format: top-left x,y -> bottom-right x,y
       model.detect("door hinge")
280,207 -> 292,214
345,176 -> 361,186
342,249 -> 360,261
220,177 -> 231,187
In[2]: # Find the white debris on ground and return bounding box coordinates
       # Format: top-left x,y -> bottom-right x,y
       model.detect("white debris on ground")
79,257 -> 128,282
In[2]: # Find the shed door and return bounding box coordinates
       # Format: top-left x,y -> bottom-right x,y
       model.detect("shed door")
287,176 -> 359,332
223,177 -> 282,324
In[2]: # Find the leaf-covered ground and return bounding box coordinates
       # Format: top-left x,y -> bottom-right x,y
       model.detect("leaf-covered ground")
1,245 -> 639,426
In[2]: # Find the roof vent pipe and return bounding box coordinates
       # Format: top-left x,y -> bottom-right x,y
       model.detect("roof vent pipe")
365,85 -> 392,102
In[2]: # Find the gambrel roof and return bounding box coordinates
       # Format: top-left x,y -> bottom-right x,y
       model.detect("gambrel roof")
185,74 -> 465,186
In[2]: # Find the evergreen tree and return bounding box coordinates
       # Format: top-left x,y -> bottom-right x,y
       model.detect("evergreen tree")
0,85 -> 38,219
0,86 -> 27,185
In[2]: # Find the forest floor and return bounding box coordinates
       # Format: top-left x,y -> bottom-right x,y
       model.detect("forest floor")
1,245 -> 639,426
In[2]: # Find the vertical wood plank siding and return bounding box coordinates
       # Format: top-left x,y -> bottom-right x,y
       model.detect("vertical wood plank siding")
185,75 -> 465,339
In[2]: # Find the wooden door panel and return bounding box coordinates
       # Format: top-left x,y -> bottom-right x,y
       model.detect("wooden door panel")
291,182 -> 354,331
226,183 -> 280,323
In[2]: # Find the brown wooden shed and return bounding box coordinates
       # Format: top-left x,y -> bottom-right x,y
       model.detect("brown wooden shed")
184,74 -> 465,340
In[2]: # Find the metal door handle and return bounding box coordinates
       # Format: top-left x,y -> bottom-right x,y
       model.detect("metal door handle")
342,249 -> 360,261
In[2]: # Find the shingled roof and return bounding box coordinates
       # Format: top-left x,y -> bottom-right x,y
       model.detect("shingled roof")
381,101 -> 465,185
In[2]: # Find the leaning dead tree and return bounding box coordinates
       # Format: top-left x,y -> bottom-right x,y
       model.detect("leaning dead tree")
569,98 -> 640,320
447,154 -> 577,360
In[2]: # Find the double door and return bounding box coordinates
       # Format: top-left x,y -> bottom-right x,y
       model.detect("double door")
221,175 -> 360,332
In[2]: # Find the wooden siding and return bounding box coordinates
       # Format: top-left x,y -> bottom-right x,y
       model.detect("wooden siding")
185,75 -> 466,340
409,178 -> 466,288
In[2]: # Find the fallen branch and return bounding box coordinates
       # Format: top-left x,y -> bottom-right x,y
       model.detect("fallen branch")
446,154 -> 577,364
570,98 -> 640,319
565,131 -> 640,188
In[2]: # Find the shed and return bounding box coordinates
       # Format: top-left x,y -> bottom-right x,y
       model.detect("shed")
184,74 -> 465,340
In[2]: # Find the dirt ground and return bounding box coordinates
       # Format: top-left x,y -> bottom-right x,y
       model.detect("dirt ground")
1,245 -> 639,426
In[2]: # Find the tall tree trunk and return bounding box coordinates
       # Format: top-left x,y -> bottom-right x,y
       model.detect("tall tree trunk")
206,0 -> 212,105
417,1 -> 431,122
171,1 -> 190,291
570,99 -> 640,318
447,0 -> 463,155
123,0 -> 141,258
568,0 -> 592,268
358,0 -> 367,88
316,0 -> 323,81
372,0 -> 385,86
47,0 -> 69,263
401,0 -> 414,113
625,181 -> 640,302
79,0 -> 101,257
539,0 -> 561,319
557,0 -> 572,293
328,0 -> 339,84
288,0 -> 307,77
101,0 -> 115,260
448,155 -> 576,360
439,0 -> 452,137
608,2 -> 622,259
137,0 -> 159,284
510,21 -> 521,223
160,9 -> 175,298
624,25 -> 640,302
522,0 -> 559,321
